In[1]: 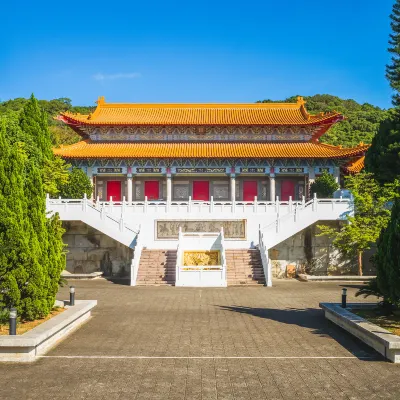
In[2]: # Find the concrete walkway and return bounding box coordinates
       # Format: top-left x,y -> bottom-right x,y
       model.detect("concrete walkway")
1,280 -> 399,399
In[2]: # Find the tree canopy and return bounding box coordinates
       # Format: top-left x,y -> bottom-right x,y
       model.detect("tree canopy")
0,97 -> 66,320
310,170 -> 339,198
0,97 -> 94,146
318,172 -> 400,275
365,2 -> 400,184
365,111 -> 400,184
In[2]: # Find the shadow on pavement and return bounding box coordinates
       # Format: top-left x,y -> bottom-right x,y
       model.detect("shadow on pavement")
103,277 -> 131,286
217,304 -> 383,361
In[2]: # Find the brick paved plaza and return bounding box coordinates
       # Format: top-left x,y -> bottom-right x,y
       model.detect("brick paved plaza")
0,280 -> 399,399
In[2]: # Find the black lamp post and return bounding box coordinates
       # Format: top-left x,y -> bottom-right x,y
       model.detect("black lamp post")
69,286 -> 75,306
342,288 -> 347,308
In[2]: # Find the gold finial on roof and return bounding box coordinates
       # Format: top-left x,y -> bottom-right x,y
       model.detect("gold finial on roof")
359,141 -> 364,146
96,96 -> 105,106
297,96 -> 306,105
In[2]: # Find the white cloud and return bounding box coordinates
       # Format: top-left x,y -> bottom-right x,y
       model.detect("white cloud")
93,72 -> 141,81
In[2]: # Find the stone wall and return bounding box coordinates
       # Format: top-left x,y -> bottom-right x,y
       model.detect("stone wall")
268,221 -> 375,277
63,221 -> 133,276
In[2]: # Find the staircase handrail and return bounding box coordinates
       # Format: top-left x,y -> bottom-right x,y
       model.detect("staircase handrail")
260,196 -> 351,232
47,195 -> 140,235
175,227 -> 183,283
258,228 -> 271,287
130,226 -> 143,286
219,227 -> 227,284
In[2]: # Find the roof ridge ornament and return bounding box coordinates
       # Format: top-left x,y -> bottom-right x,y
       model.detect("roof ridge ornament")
96,96 -> 105,106
297,96 -> 306,105
297,96 -> 310,120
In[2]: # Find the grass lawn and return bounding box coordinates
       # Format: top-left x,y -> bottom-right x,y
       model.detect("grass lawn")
354,309 -> 400,336
0,307 -> 65,335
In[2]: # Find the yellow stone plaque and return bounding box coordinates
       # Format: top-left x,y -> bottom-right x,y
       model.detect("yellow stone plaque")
183,251 -> 220,266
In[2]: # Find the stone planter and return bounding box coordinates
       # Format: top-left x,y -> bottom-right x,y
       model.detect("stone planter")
0,300 -> 97,362
320,302 -> 400,363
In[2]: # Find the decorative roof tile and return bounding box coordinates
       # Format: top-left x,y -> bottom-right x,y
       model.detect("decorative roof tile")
54,141 -> 369,159
60,96 -> 343,127
345,156 -> 365,174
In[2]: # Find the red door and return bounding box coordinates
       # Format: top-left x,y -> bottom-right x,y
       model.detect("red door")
243,181 -> 258,201
144,181 -> 159,200
281,180 -> 296,201
193,181 -> 209,201
107,181 -> 122,201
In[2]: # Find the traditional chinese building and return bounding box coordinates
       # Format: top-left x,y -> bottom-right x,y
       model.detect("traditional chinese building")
50,97 -> 368,286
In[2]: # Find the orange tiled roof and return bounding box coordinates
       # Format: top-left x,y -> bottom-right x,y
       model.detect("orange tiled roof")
60,96 -> 343,127
54,141 -> 369,159
345,156 -> 365,173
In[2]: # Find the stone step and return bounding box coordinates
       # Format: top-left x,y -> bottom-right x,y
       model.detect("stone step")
137,249 -> 177,286
226,249 -> 265,286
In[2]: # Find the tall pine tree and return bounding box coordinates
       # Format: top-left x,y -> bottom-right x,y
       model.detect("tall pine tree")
365,1 -> 400,183
387,1 -> 400,108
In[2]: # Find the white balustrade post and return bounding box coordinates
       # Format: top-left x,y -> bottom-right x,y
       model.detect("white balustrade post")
96,196 -> 100,209
122,196 -> 126,214
254,196 -> 258,213
101,206 -> 105,220
83,193 -> 87,212
269,174 -> 276,201
119,217 -> 124,232
313,192 -> 317,212
144,196 -> 148,213
110,196 -> 114,214
289,196 -> 293,213
166,174 -> 172,212
210,196 -> 214,213
127,176 -> 133,203
302,195 -> 305,209
230,174 -> 236,203
232,199 -> 236,214
275,196 -> 280,214
188,196 -> 192,213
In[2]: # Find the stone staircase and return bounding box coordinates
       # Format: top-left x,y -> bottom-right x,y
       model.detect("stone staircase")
225,249 -> 265,286
136,250 -> 177,286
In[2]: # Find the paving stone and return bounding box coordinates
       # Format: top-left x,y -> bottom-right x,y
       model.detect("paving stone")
1,280 -> 400,399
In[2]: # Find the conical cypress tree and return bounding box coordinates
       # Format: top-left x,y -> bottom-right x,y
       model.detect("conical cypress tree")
0,96 -> 66,320
387,1 -> 400,108
376,199 -> 400,306
19,94 -> 53,164
0,121 -> 30,314
365,112 -> 400,184
365,1 -> 400,183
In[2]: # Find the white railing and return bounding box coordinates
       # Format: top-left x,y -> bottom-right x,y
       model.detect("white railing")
175,227 -> 183,284
130,226 -> 143,286
258,229 -> 271,287
175,228 -> 227,287
65,195 -> 301,217
46,194 -> 140,248
220,227 -> 227,284
261,194 -> 352,250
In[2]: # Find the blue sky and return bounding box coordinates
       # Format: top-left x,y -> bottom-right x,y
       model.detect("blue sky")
0,0 -> 394,108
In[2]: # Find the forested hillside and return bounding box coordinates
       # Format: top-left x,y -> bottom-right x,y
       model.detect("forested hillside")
0,94 -> 388,148
0,97 -> 94,146
258,94 -> 388,147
